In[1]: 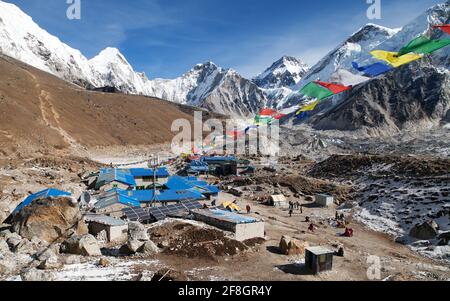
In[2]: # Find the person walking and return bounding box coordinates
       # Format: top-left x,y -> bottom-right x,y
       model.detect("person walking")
246,205 -> 251,214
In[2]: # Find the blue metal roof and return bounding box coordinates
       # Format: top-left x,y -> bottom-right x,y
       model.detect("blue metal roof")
165,176 -> 220,196
126,167 -> 170,178
13,188 -> 72,214
94,189 -> 140,209
117,189 -> 205,203
96,169 -> 136,188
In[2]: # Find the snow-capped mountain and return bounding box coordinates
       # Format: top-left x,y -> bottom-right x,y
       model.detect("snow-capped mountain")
253,56 -> 309,89
0,0 -> 97,87
374,2 -> 449,68
298,24 -> 400,88
88,47 -> 151,95
0,0 -> 266,116
252,56 -> 309,109
147,62 -> 267,116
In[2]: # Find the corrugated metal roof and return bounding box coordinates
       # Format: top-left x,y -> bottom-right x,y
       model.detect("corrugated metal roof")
94,189 -> 140,209
96,169 -> 136,188
13,188 -> 71,214
117,189 -> 206,203
126,167 -> 170,178
165,176 -> 220,195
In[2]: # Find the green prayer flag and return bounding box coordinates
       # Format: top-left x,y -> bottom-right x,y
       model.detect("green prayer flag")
399,36 -> 450,56
300,82 -> 334,100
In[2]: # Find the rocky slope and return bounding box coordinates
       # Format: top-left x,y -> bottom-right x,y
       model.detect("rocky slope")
311,60 -> 450,134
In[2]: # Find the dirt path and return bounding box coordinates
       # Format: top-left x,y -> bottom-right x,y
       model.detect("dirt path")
22,67 -> 87,155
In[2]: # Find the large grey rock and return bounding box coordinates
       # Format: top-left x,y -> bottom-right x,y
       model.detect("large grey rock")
20,268 -> 55,281
127,239 -> 145,254
138,240 -> 160,256
128,222 -> 149,242
13,239 -> 36,255
0,257 -> 16,275
10,197 -> 88,243
36,248 -> 58,262
6,235 -> 22,250
0,239 -> 10,254
61,234 -> 102,257
38,256 -> 63,270
410,221 -> 439,240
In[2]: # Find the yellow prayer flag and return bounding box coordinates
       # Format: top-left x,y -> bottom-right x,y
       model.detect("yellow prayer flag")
370,50 -> 422,68
296,100 -> 320,114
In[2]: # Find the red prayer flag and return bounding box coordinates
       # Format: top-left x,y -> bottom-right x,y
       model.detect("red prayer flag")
259,108 -> 278,116
434,25 -> 450,35
314,81 -> 351,94
274,114 -> 286,120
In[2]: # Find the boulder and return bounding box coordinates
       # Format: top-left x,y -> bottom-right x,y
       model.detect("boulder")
64,255 -> 81,265
287,239 -> 309,256
10,197 -> 88,243
128,222 -> 149,242
13,239 -> 36,255
409,221 -> 439,240
138,240 -> 160,256
0,239 -> 10,254
38,256 -> 63,270
36,248 -> 58,262
6,235 -> 22,250
279,235 -> 309,256
98,257 -> 110,267
0,259 -> 16,275
0,229 -> 12,239
20,268 -> 55,281
279,235 -> 291,255
61,234 -> 102,257
127,239 -> 145,254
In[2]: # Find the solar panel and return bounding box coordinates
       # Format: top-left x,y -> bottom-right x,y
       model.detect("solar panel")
123,207 -> 152,222
148,207 -> 166,221
124,200 -> 203,222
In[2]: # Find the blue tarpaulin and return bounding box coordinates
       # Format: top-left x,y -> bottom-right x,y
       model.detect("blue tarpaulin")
13,188 -> 72,214
352,62 -> 392,77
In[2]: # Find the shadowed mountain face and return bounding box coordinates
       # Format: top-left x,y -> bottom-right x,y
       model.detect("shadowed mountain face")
0,54 -> 201,157
311,60 -> 450,134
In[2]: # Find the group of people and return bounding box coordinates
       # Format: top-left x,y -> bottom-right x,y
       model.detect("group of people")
288,201 -> 303,217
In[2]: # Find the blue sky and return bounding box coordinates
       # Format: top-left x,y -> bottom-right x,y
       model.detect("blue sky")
7,0 -> 443,78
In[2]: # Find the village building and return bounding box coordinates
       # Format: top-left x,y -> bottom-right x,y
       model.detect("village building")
315,194 -> 334,207
93,189 -> 140,218
95,169 -> 136,191
126,167 -> 170,188
192,209 -> 265,241
84,214 -> 128,243
269,195 -> 288,207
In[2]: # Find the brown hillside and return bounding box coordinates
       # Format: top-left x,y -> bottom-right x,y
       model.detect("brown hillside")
0,54 -> 206,157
